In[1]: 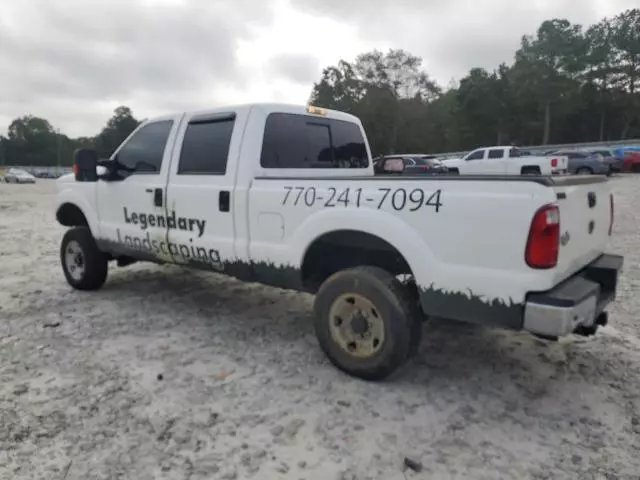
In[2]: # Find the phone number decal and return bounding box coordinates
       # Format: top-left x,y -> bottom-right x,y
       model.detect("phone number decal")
281,186 -> 443,212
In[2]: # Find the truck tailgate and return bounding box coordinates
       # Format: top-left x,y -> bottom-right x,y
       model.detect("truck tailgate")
552,176 -> 612,283
550,155 -> 568,173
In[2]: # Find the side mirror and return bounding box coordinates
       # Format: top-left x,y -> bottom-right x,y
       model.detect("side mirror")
73,149 -> 99,182
382,158 -> 404,173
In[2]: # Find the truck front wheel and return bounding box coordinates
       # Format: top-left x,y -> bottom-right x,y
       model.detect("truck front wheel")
313,266 -> 422,381
60,227 -> 108,291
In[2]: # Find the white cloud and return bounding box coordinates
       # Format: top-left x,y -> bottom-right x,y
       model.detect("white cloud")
294,0 -> 639,86
0,0 -> 636,137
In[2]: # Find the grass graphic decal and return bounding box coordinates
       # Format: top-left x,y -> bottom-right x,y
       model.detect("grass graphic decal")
96,233 -> 523,329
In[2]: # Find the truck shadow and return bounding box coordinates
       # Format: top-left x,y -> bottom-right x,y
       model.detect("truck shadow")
97,265 -> 612,393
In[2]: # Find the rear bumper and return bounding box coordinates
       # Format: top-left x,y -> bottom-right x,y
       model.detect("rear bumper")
522,254 -> 623,338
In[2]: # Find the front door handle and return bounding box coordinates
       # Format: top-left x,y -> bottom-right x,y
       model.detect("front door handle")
148,188 -> 163,207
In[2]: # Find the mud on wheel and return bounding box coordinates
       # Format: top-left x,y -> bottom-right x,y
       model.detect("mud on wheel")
60,226 -> 109,291
313,266 -> 423,381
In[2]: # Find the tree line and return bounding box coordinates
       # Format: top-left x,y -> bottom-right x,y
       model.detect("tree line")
1,8 -> 638,167
309,8 -> 640,156
0,106 -> 141,167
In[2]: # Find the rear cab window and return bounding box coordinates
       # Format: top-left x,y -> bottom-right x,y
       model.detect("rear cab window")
488,149 -> 504,159
260,113 -> 369,169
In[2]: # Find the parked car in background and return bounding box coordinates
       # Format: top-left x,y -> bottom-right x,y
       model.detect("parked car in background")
547,150 -> 609,175
442,146 -> 568,175
4,168 -> 36,183
374,154 -> 449,175
590,149 -> 624,173
621,150 -> 640,173
33,170 -> 60,179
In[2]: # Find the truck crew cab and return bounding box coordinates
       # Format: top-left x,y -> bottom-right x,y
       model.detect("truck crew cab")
55,103 -> 623,381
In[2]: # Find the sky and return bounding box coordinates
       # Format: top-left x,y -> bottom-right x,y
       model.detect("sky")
1,0 -> 637,138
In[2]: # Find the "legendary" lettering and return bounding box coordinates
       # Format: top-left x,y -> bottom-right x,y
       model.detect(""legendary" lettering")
123,207 -> 206,237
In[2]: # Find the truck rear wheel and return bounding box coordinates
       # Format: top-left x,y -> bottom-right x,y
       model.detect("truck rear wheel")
313,266 -> 422,381
60,227 -> 108,291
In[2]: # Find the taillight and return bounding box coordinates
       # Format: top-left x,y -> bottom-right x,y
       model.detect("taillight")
72,163 -> 79,177
609,193 -> 614,236
551,158 -> 558,168
525,204 -> 560,269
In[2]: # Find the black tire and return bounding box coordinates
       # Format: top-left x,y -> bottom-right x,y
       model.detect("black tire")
447,168 -> 459,175
576,167 -> 593,175
60,226 -> 108,290
521,166 -> 540,175
313,266 -> 423,381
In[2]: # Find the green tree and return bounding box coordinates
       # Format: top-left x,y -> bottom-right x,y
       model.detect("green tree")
516,19 -> 586,144
1,106 -> 141,167
610,8 -> 640,138
309,49 -> 441,155
584,18 -> 616,140
4,115 -> 59,166
95,106 -> 141,158
308,60 -> 364,112
455,65 -> 513,148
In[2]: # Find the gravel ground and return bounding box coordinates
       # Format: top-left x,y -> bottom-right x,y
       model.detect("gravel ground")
1,177 -> 639,480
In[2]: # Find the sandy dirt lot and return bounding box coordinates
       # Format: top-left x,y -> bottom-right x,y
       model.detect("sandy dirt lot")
1,177 -> 639,480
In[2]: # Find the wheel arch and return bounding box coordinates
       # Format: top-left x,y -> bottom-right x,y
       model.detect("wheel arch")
293,209 -> 437,293
300,229 -> 413,292
56,203 -> 90,228
55,190 -> 99,236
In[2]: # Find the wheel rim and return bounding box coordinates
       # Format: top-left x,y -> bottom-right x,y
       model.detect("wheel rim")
64,240 -> 86,281
328,293 -> 385,358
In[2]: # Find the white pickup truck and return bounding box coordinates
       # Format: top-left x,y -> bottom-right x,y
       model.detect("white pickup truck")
55,103 -> 623,381
443,146 -> 569,175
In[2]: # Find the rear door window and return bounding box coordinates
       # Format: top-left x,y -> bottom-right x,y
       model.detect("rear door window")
177,116 -> 235,175
260,113 -> 368,168
488,149 -> 504,159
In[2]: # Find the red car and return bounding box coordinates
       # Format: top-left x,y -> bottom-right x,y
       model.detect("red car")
622,151 -> 640,173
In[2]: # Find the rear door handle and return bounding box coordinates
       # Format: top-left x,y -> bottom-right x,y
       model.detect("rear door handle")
219,191 -> 230,212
